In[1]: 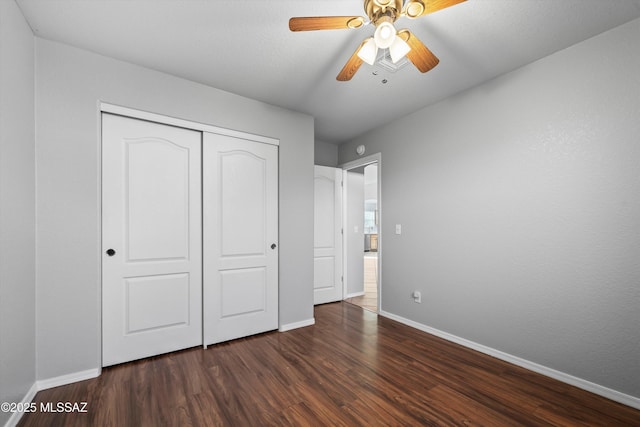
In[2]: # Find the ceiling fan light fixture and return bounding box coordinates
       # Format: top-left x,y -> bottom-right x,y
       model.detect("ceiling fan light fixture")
357,38 -> 378,65
374,21 -> 396,49
389,35 -> 411,63
289,0 -> 465,81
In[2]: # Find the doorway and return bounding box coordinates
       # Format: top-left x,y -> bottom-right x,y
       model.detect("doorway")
341,154 -> 381,313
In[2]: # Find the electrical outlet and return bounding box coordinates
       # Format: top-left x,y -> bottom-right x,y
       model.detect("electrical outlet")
412,290 -> 421,303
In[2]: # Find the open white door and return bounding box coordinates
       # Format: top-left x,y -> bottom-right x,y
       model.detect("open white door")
203,133 -> 278,345
313,166 -> 343,304
102,114 -> 202,366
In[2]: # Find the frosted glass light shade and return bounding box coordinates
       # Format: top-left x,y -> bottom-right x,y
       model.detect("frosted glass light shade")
374,21 -> 396,49
357,38 -> 378,65
389,36 -> 411,63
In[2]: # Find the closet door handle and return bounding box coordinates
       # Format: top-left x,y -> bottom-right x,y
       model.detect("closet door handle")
270,243 -> 277,250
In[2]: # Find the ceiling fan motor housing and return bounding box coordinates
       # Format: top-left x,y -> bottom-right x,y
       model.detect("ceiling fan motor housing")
365,0 -> 403,25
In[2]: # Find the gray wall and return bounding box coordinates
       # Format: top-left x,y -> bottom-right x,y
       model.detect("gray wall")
314,139 -> 339,167
35,38 -> 314,381
0,1 -> 36,425
339,19 -> 640,399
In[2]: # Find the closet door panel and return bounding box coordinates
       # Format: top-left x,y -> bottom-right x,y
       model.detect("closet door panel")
203,133 -> 278,345
102,114 -> 202,366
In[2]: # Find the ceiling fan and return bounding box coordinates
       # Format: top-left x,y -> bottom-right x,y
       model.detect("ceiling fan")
289,0 -> 466,81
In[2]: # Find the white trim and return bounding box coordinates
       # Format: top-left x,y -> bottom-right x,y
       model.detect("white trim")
36,368 -> 101,391
339,152 -> 381,171
99,102 -> 279,146
96,101 -> 104,375
340,169 -> 349,300
378,310 -> 640,410
4,383 -> 38,427
4,369 -> 101,427
340,168 -> 349,300
279,318 -> 315,332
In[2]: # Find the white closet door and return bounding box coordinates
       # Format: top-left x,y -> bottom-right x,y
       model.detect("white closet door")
102,114 -> 202,366
203,133 -> 278,345
313,166 -> 343,304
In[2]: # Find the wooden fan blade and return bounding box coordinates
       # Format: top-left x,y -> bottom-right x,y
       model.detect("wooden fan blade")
289,16 -> 365,32
425,0 -> 466,15
398,29 -> 439,73
403,0 -> 466,18
336,39 -> 369,81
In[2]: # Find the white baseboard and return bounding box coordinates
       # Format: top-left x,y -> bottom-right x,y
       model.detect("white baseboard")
279,317 -> 315,332
36,368 -> 101,391
379,310 -> 640,410
3,368 -> 100,427
4,382 -> 38,427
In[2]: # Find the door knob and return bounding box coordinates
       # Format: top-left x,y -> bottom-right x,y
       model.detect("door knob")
270,243 -> 277,250
106,249 -> 116,256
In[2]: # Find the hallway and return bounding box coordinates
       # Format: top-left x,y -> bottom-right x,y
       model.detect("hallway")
345,252 -> 377,312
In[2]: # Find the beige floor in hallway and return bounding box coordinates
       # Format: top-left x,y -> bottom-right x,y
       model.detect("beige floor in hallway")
345,252 -> 377,312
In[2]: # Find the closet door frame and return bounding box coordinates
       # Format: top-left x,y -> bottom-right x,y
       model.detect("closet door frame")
100,104 -> 279,147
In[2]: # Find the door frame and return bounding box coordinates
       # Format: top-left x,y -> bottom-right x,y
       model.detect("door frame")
339,153 -> 382,312
99,102 -> 280,364
100,103 -> 279,147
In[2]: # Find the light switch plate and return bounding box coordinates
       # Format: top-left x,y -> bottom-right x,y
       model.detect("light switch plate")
395,224 -> 402,234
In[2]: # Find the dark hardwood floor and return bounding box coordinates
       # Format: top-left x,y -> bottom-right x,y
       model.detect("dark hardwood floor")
19,302 -> 640,426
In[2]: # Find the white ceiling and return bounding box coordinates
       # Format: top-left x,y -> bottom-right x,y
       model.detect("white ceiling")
16,0 -> 640,144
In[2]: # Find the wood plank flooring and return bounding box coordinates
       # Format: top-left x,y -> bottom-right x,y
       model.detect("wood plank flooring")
19,302 -> 640,426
